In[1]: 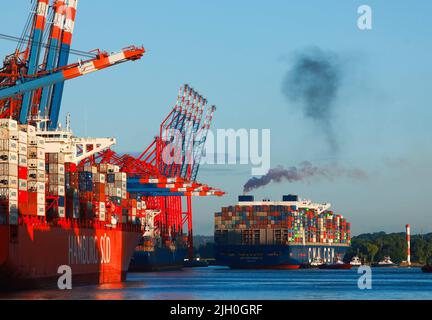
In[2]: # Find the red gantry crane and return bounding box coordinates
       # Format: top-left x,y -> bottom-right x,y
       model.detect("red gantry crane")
0,0 -> 144,127
87,85 -> 224,257
0,0 -> 223,259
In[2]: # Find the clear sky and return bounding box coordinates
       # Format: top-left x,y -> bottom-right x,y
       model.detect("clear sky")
1,1 -> 431,236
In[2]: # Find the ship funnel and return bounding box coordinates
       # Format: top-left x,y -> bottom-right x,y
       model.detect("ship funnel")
238,195 -> 254,202
282,194 -> 298,202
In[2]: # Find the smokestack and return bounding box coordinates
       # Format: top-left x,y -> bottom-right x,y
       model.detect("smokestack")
406,224 -> 411,265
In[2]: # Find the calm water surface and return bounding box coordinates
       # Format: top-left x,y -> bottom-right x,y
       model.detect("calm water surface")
2,267 -> 432,300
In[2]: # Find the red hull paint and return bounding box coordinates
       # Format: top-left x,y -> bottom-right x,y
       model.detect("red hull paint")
319,264 -> 352,270
0,221 -> 141,290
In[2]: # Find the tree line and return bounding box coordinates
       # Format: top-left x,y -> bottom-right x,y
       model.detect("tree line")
345,232 -> 432,264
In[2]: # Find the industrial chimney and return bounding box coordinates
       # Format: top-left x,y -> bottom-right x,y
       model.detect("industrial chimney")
406,224 -> 411,265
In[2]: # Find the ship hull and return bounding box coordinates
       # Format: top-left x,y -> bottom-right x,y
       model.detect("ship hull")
0,222 -> 141,291
215,244 -> 349,269
129,246 -> 188,272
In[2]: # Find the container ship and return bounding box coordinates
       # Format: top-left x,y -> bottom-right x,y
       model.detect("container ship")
0,1 -> 223,289
214,195 -> 351,269
0,119 -> 144,289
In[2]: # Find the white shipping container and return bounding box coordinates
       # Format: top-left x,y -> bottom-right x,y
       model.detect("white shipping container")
0,176 -> 18,188
18,131 -> 27,144
28,159 -> 38,169
115,188 -> 122,198
0,129 -> 18,141
114,181 -> 126,189
122,190 -> 127,199
18,155 -> 27,167
0,119 -> 18,130
37,204 -> 45,217
28,136 -> 38,145
37,170 -> 45,182
114,172 -> 127,182
0,164 -> 18,176
27,181 -> 37,192
0,151 -> 18,164
18,179 -> 27,190
0,139 -> 18,152
0,188 -> 18,201
36,137 -> 45,147
18,143 -> 27,155
36,193 -> 44,204
27,169 -> 37,181
37,182 -> 45,193
99,211 -> 106,222
58,207 -> 65,218
19,124 -> 36,136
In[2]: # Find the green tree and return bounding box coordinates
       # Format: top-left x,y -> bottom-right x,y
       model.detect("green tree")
366,243 -> 379,263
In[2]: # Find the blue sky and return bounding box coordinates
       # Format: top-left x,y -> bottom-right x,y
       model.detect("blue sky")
1,1 -> 432,235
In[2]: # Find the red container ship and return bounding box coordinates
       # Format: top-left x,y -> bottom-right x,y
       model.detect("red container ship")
0,220 -> 141,290
0,2 -> 223,290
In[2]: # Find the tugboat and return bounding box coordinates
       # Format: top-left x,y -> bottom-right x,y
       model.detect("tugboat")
319,256 -> 352,270
350,256 -> 362,267
301,257 -> 324,269
372,256 -> 398,268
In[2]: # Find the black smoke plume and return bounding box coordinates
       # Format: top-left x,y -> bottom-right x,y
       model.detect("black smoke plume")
243,161 -> 367,193
282,47 -> 342,152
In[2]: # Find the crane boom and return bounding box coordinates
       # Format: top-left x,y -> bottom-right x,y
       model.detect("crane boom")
20,0 -> 50,123
0,46 -> 145,102
47,0 -> 79,129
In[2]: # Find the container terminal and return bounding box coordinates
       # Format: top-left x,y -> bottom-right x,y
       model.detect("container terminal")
0,0 -> 223,289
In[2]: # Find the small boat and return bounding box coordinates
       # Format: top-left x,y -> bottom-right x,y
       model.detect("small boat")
301,257 -> 324,269
350,256 -> 362,267
183,257 -> 209,268
319,257 -> 352,270
372,256 -> 398,268
421,265 -> 432,273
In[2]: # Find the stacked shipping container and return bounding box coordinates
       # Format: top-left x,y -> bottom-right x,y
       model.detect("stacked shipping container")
215,196 -> 351,246
0,119 -> 146,226
0,119 -> 19,225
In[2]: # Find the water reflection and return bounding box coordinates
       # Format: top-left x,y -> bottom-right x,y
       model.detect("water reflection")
1,267 -> 432,300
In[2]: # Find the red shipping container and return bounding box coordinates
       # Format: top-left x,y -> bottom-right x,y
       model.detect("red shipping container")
18,202 -> 28,215
18,190 -> 28,203
18,166 -> 28,180
65,162 -> 77,172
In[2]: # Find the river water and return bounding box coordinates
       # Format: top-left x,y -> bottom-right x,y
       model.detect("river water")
2,267 -> 432,300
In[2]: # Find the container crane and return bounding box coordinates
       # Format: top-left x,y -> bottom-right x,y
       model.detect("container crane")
0,0 -> 144,129
83,85 -> 223,258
